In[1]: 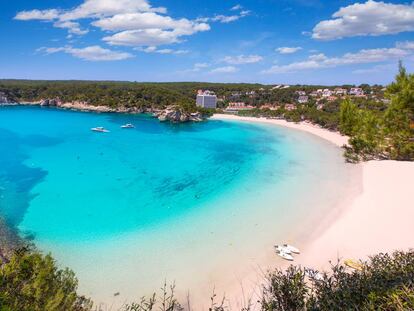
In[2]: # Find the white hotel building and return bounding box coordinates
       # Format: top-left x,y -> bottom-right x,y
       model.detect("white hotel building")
196,90 -> 217,109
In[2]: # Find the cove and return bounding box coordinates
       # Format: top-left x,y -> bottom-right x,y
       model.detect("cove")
0,106 -> 356,305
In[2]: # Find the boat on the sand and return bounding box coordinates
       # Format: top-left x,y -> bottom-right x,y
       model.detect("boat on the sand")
282,244 -> 300,254
276,249 -> 294,261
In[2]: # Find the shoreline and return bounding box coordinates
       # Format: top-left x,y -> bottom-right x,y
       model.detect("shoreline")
0,101 -> 145,113
210,114 -> 349,147
211,113 -> 414,308
0,102 -> 205,122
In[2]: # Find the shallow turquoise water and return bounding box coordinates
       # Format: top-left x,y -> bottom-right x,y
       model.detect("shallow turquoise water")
0,106 -> 355,304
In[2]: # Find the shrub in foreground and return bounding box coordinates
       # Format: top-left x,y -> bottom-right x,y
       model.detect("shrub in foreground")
0,248 -> 413,311
261,251 -> 414,311
0,248 -> 92,311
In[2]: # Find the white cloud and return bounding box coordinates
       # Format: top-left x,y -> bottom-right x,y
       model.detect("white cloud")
178,63 -> 210,74
15,0 -> 209,49
240,10 -> 251,16
312,0 -> 414,40
92,12 -> 197,31
396,41 -> 414,50
15,0 -> 250,53
276,46 -> 302,54
352,63 -> 395,74
200,9 -> 250,24
308,53 -> 328,61
194,63 -> 209,69
15,9 -> 61,21
102,24 -> 209,46
210,66 -> 238,73
223,54 -> 263,64
92,12 -> 209,46
136,46 -> 189,54
38,45 -> 133,61
53,21 -> 88,35
212,15 -> 242,23
59,0 -> 166,21
103,29 -> 177,46
262,42 -> 413,74
231,4 -> 243,11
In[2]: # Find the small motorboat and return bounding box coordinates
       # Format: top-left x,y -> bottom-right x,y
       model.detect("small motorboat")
121,123 -> 135,129
283,244 -> 300,254
274,245 -> 292,254
276,250 -> 294,261
91,127 -> 110,133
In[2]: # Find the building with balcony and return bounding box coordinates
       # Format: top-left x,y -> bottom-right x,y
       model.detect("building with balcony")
196,90 -> 217,109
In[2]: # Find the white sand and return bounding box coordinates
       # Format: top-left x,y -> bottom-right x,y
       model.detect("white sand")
298,160 -> 414,269
211,114 -> 414,306
210,114 -> 349,147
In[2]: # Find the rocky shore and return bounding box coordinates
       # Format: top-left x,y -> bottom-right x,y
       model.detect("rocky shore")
153,105 -> 205,123
1,99 -> 207,123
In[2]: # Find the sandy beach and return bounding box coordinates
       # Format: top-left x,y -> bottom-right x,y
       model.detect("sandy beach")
211,114 -> 414,298
210,114 -> 350,147
299,159 -> 414,268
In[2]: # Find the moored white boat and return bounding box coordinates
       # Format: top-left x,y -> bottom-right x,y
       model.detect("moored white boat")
121,123 -> 135,128
91,127 -> 110,133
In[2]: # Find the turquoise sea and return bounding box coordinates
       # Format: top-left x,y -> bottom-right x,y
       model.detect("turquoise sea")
0,106 -> 356,305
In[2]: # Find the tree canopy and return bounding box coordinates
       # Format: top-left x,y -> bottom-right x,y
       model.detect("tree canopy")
0,248 -> 92,311
340,63 -> 414,162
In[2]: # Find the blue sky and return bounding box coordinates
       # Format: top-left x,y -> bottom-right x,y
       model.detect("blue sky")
1,0 -> 414,84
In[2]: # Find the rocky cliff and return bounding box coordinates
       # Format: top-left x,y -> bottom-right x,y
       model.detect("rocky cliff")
154,106 -> 205,123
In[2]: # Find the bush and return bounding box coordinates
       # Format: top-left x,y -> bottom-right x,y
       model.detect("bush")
0,248 -> 92,311
261,266 -> 308,311
261,251 -> 414,311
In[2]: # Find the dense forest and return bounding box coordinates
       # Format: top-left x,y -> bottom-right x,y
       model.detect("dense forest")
0,80 -> 264,108
0,80 -> 382,109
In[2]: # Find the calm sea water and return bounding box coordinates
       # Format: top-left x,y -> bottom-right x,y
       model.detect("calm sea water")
0,106 -> 355,305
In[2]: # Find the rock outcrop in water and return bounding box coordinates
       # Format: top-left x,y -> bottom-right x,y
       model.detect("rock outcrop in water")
0,92 -> 10,104
40,98 -> 59,106
154,106 -> 205,123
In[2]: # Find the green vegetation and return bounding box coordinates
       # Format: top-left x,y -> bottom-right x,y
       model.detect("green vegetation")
0,80 -> 261,109
0,80 -> 383,114
1,247 -> 413,311
340,63 -> 414,162
262,251 -> 414,311
238,106 -> 341,130
0,248 -> 92,311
